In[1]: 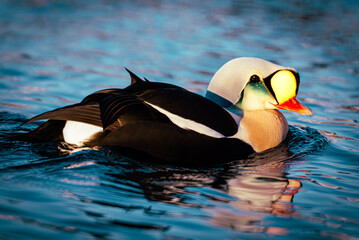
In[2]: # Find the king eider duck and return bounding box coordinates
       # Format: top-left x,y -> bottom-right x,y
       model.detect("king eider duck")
23,57 -> 312,164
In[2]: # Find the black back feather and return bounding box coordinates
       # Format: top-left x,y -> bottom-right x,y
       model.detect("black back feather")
125,68 -> 145,85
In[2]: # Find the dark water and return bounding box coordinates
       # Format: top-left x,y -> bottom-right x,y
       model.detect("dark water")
1,0 -> 359,239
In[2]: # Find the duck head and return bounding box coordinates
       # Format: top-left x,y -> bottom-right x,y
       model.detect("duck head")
206,57 -> 312,115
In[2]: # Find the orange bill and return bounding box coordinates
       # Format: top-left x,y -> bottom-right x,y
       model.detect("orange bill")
274,97 -> 312,115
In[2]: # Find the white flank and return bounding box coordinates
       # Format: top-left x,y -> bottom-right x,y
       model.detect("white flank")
145,102 -> 224,138
63,121 -> 103,146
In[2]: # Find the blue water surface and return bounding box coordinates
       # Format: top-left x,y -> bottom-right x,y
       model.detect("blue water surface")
0,0 -> 359,239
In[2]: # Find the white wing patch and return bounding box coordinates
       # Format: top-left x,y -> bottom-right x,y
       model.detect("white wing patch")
63,121 -> 103,146
145,102 -> 224,138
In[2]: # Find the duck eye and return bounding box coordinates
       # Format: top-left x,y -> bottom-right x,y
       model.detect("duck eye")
250,75 -> 260,83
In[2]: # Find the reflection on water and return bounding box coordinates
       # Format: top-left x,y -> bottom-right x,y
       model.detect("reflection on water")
87,126 -> 327,235
209,165 -> 301,234
0,0 -> 359,239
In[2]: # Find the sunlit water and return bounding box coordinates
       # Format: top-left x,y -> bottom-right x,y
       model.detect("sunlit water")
1,0 -> 358,239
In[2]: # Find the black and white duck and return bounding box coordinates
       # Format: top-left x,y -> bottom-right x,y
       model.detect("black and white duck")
24,57 -> 312,164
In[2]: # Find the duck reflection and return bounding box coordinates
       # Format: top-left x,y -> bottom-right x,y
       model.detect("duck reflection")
207,146 -> 301,234
226,165 -> 301,216
102,136 -> 304,234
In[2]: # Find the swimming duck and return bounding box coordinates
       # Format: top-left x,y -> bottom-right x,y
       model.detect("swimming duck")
24,57 -> 312,164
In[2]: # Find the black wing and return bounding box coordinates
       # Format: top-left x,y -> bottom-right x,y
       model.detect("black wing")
24,69 -> 238,137
99,93 -> 171,131
129,82 -> 238,136
77,69 -> 238,136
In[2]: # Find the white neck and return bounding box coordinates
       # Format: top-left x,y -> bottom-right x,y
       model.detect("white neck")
233,109 -> 289,152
